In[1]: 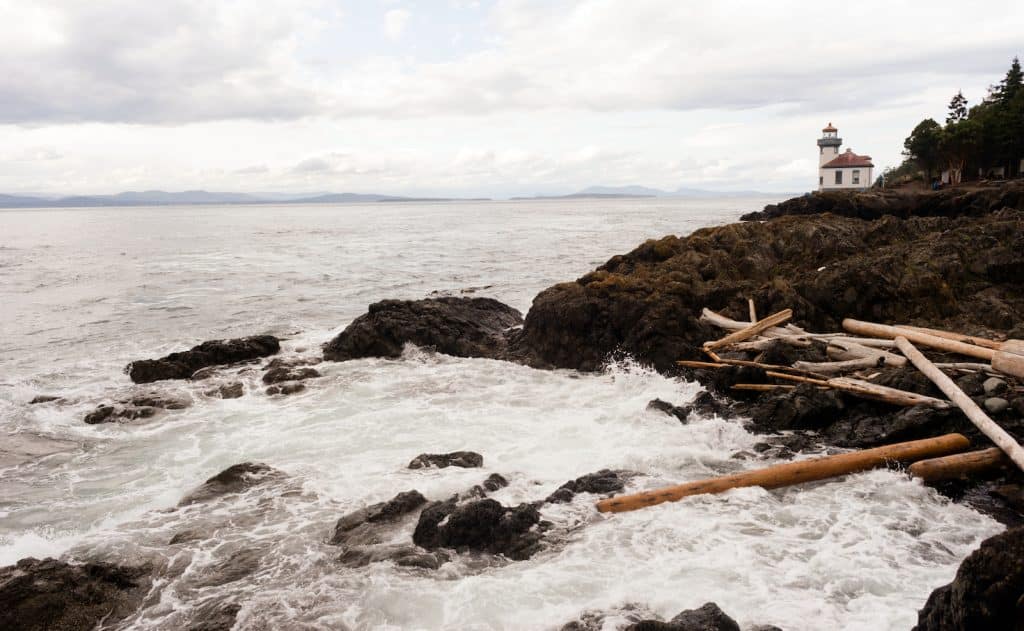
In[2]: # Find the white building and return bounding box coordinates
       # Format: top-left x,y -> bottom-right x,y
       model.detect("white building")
817,123 -> 874,191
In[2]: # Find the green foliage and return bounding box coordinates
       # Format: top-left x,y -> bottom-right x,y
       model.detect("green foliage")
901,56 -> 1024,181
947,91 -> 968,124
903,118 -> 943,180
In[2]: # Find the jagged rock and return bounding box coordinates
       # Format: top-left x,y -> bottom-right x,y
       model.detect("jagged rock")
648,398 -> 691,423
518,211 -> 1024,371
206,382 -> 244,399
330,490 -> 428,546
408,451 -> 484,469
741,181 -> 1024,221
559,604 -> 657,630
546,469 -> 625,504
265,383 -> 305,396
178,462 -> 285,506
0,557 -> 150,631
745,385 -> 846,433
262,366 -> 320,384
913,526 -> 1024,630
412,498 -> 544,560
83,392 -> 192,424
192,548 -> 261,587
126,335 -> 280,383
322,297 -> 522,362
83,404 -> 157,424
628,602 -> 741,631
337,544 -> 451,570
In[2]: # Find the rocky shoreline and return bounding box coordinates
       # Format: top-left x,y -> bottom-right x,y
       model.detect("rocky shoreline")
5,182 -> 1024,629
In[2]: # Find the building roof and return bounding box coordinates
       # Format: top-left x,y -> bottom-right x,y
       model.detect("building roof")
822,148 -> 873,169
822,122 -> 837,132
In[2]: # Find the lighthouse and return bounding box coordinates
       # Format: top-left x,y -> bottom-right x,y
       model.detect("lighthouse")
816,123 -> 874,191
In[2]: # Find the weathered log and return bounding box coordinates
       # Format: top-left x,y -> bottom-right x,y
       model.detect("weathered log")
704,309 -> 793,351
842,319 -> 995,360
992,339 -> 1024,380
765,371 -> 951,408
595,434 -> 971,513
676,360 -> 727,370
793,357 -> 882,374
908,448 -> 1011,482
895,337 -> 1024,473
896,325 -> 1002,350
747,298 -> 757,323
731,383 -> 798,392
826,340 -> 907,366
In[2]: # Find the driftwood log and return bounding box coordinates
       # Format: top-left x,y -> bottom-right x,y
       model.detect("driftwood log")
704,309 -> 793,351
595,433 -> 971,513
908,448 -> 1011,482
765,371 -> 951,408
895,337 -> 1024,473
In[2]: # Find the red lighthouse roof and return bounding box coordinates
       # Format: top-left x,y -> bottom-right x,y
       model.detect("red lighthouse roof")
822,148 -> 873,168
822,122 -> 837,132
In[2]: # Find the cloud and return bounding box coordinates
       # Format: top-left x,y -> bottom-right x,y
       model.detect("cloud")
1,0 -> 1020,125
384,9 -> 411,40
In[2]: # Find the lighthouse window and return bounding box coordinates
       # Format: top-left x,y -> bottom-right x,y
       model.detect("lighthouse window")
835,171 -> 843,185
819,176 -> 823,185
853,170 -> 861,185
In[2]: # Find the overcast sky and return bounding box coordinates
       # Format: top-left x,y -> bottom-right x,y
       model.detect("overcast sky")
1,0 -> 1021,197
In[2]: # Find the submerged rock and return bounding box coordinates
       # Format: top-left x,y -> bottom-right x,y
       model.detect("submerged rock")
913,526 -> 1024,631
178,462 -> 285,506
322,297 -> 522,362
262,366 -> 320,384
126,335 -> 280,383
330,490 -> 428,546
83,391 -> 193,424
628,602 -> 741,631
0,557 -> 150,631
408,451 -> 484,469
546,469 -> 626,504
265,383 -> 305,396
412,498 -> 544,560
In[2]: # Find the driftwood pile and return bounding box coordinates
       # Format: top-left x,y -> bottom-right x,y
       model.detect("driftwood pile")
597,305 -> 1024,514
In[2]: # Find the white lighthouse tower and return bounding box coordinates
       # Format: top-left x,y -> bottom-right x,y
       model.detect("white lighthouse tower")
817,122 -> 842,169
816,122 -> 874,191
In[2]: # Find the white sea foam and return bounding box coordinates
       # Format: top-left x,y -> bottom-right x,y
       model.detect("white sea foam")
0,199 -> 1003,630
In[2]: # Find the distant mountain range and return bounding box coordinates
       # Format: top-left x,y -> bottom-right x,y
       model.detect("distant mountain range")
0,190 -> 489,208
514,185 -> 786,200
0,185 -> 785,208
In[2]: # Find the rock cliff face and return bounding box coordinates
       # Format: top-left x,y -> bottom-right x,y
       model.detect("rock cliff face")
518,210 -> 1024,372
741,181 -> 1024,221
913,527 -> 1024,631
127,335 -> 280,383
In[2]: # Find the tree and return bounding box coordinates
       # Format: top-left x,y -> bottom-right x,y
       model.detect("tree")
996,56 -> 1023,103
903,119 -> 943,181
946,91 -> 968,124
940,119 -> 979,184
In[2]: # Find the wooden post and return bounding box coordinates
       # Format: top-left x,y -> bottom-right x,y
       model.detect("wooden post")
895,337 -> 1024,474
595,433 -> 970,513
704,309 -> 793,351
908,448 -> 1010,482
843,319 -> 995,360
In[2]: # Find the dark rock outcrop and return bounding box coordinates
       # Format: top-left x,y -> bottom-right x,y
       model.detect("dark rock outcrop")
262,366 -> 320,384
0,557 -> 150,631
126,335 -> 280,383
323,297 -> 522,361
178,462 -> 285,506
265,383 -> 305,396
913,527 -> 1024,631
408,451 -> 484,469
518,211 -> 1024,372
742,181 -> 1024,221
628,602 -> 741,631
330,490 -> 428,546
546,469 -> 626,504
84,392 -> 192,424
412,498 -> 544,560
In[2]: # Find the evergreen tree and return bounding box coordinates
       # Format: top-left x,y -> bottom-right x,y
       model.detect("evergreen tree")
946,91 -> 968,124
998,57 -> 1023,103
